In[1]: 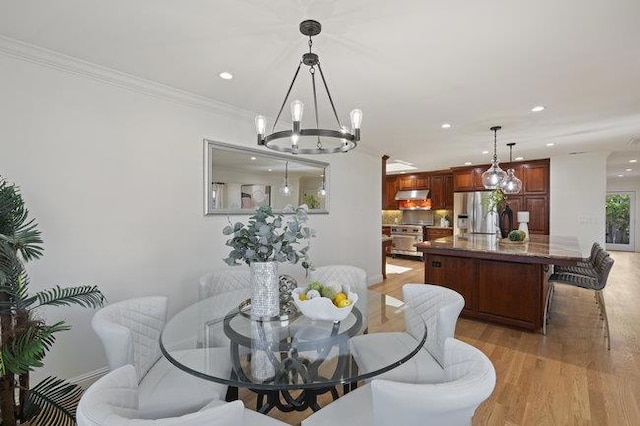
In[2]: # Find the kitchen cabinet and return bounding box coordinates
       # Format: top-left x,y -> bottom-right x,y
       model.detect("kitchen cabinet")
523,195 -> 549,234
521,160 -> 549,194
429,172 -> 454,209
398,173 -> 430,190
426,228 -> 453,241
383,176 -> 398,210
452,167 -> 486,192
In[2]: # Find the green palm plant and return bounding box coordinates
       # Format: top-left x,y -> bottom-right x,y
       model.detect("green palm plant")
0,178 -> 105,426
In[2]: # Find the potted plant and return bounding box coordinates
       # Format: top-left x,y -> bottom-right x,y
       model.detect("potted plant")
223,204 -> 314,317
0,178 -> 105,426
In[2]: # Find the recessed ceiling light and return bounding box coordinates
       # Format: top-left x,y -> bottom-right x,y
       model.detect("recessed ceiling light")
482,150 -> 489,155
464,161 -> 472,165
268,168 -> 273,172
515,156 -> 524,161
441,123 -> 452,129
531,105 -> 545,112
618,174 -> 624,177
626,168 -> 632,172
630,159 -> 638,163
546,142 -> 555,147
250,156 -> 256,160
219,72 -> 233,80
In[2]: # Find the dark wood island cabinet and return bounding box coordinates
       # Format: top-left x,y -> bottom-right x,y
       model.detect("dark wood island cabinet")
416,234 -> 582,332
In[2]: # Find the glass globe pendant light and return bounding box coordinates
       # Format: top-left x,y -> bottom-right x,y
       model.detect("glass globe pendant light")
279,161 -> 292,196
499,142 -> 523,194
317,168 -> 327,198
481,126 -> 507,189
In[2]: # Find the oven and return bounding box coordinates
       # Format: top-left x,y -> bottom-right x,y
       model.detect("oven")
390,225 -> 424,258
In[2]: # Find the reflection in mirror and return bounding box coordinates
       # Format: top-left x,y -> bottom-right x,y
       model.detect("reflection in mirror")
204,140 -> 329,215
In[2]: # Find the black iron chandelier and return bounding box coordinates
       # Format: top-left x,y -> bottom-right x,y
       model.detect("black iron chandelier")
255,20 -> 362,154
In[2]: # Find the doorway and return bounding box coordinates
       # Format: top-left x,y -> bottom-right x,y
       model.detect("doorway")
606,191 -> 635,251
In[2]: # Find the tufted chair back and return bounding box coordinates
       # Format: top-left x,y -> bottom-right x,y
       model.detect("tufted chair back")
91,296 -> 167,383
402,284 -> 465,367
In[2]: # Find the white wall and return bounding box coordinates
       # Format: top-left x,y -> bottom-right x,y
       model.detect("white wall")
0,51 -> 381,382
550,152 -> 609,256
607,176 -> 640,252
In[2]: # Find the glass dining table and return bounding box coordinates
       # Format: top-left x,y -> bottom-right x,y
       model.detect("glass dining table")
160,288 -> 426,414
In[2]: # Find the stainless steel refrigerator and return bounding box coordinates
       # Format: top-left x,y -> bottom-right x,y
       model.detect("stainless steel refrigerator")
453,191 -> 499,235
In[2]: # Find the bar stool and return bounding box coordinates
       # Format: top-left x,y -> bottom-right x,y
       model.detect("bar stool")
547,255 -> 615,349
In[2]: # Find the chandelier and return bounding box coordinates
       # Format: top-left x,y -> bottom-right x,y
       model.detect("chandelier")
499,142 -> 522,194
481,126 -> 507,189
255,20 -> 363,155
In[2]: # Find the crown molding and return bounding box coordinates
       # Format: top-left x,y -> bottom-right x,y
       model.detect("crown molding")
0,35 -> 254,119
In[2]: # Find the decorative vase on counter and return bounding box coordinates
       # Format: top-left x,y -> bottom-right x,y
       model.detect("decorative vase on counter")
250,261 -> 280,318
499,204 -> 514,238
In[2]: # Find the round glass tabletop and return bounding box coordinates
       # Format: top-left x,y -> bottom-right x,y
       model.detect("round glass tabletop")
160,288 -> 426,392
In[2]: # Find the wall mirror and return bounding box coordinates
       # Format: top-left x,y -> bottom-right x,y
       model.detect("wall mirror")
204,139 -> 329,215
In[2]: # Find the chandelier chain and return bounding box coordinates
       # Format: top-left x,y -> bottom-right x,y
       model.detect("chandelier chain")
493,129 -> 498,162
311,69 -> 322,148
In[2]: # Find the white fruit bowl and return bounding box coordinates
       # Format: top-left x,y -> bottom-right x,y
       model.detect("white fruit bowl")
291,288 -> 358,322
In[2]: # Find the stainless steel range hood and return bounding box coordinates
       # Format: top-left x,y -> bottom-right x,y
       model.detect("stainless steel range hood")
395,189 -> 430,201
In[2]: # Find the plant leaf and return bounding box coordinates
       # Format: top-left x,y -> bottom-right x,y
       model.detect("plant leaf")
22,376 -> 83,426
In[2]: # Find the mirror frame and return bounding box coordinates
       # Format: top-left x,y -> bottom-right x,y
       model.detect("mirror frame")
204,139 -> 330,215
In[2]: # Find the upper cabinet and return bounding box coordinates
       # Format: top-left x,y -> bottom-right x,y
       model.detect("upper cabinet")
452,167 -> 487,192
397,173 -> 430,190
520,160 -> 549,194
384,175 -> 398,210
429,172 -> 454,209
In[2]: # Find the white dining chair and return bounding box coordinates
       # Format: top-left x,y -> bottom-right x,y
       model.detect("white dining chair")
350,283 -> 464,383
302,338 -> 496,426
91,296 -> 231,419
77,364 -> 289,426
198,266 -> 252,300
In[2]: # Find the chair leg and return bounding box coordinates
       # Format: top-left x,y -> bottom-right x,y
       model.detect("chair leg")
596,290 -> 611,350
543,282 -> 555,335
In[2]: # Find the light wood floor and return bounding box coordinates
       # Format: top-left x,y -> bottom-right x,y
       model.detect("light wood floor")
240,251 -> 640,425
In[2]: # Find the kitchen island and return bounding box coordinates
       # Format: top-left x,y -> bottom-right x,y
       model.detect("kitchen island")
416,234 -> 583,332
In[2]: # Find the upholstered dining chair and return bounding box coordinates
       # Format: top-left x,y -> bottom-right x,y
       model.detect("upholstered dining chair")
302,338 -> 496,426
77,364 -> 289,426
547,255 -> 615,348
198,266 -> 252,300
350,283 -> 464,383
91,296 -> 230,419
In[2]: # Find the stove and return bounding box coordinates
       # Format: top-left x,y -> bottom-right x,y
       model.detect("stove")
390,224 -> 424,258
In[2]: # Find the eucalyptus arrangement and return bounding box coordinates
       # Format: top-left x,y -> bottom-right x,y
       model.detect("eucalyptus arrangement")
223,204 -> 315,266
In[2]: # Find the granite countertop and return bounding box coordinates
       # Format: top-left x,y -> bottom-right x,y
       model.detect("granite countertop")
382,223 -> 453,229
416,234 -> 583,264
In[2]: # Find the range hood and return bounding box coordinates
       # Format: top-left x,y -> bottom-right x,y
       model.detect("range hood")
395,190 -> 430,201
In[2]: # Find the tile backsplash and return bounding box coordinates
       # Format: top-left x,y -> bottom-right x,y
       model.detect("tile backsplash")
381,210 -> 402,225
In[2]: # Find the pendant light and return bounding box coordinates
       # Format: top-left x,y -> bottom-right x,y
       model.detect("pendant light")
317,168 -> 327,198
279,161 -> 292,196
499,143 -> 523,194
481,126 -> 507,189
255,20 -> 362,154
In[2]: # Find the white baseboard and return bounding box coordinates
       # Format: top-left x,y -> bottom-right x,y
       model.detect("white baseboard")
69,366 -> 109,390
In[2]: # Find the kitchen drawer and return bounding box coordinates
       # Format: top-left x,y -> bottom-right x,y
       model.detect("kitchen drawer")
426,228 -> 453,240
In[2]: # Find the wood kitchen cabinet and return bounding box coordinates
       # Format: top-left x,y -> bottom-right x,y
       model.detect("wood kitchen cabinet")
383,176 -> 398,210
426,227 -> 453,241
452,167 -> 486,192
523,195 -> 549,234
521,160 -> 549,194
398,173 -> 430,190
429,172 -> 454,209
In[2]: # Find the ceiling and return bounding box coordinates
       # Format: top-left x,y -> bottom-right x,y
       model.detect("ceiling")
2,0 -> 640,180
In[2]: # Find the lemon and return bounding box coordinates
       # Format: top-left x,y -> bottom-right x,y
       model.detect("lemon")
299,293 -> 307,301
333,292 -> 347,304
337,299 -> 352,308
